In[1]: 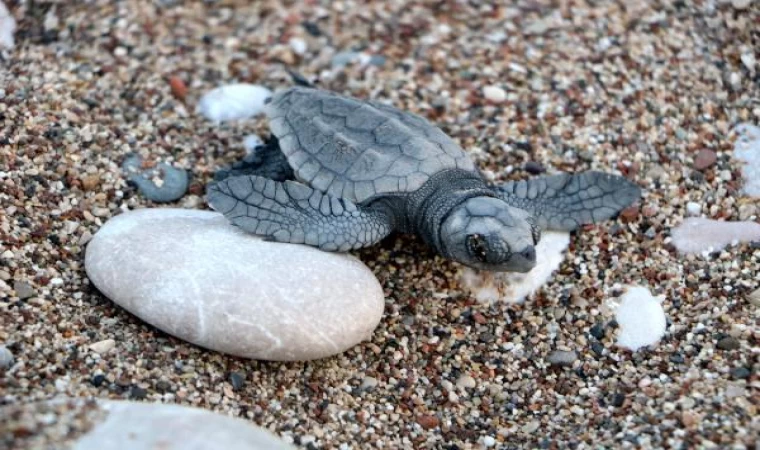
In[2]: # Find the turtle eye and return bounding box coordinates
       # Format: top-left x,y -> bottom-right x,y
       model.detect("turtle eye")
466,234 -> 489,262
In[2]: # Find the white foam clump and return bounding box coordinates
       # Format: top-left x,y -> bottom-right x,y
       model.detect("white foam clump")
458,231 -> 571,304
0,1 -> 16,50
733,123 -> 760,197
671,217 -> 760,254
614,286 -> 667,351
196,84 -> 272,123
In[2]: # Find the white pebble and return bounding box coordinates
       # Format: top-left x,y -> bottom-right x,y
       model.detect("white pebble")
741,52 -> 756,72
483,85 -> 507,103
733,123 -> 760,197
685,202 -> 701,216
456,374 -> 477,390
84,209 -> 384,361
89,339 -> 116,354
288,37 -> 307,55
483,436 -> 496,447
0,1 -> 17,50
671,218 -> 760,254
614,286 -> 667,351
196,84 -> 272,123
0,345 -> 14,369
71,399 -> 295,449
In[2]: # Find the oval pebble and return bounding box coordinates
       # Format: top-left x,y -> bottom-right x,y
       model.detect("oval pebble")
196,83 -> 272,122
84,208 -> 384,361
1,398 -> 295,450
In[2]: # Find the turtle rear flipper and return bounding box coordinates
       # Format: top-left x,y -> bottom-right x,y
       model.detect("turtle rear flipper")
214,136 -> 294,182
207,175 -> 393,251
493,171 -> 641,231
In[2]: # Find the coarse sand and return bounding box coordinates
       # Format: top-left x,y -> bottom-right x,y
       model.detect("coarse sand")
1,1 -> 758,449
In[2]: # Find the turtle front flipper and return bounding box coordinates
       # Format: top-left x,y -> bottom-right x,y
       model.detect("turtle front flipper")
207,175 -> 393,251
492,171 -> 641,231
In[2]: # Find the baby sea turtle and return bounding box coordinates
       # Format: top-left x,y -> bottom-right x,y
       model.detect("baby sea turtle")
208,87 -> 641,272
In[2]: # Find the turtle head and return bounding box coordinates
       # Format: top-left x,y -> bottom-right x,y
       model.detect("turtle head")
440,197 -> 541,272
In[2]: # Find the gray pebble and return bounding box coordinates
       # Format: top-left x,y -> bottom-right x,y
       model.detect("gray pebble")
717,336 -> 740,351
332,51 -> 361,69
547,350 -> 578,366
360,376 -> 379,391
0,345 -> 14,369
13,281 -> 35,300
229,372 -> 245,391
122,154 -> 189,203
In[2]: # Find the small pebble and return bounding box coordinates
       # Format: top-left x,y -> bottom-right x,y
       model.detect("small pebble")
693,149 -> 717,170
168,76 -> 187,101
90,374 -> 106,387
685,202 -> 701,216
89,339 -> 116,354
521,421 -> 540,434
130,386 -> 148,399
229,372 -> 245,391
483,436 -> 496,447
13,281 -> 35,299
716,336 -> 740,351
0,345 -> 14,369
732,0 -> 751,9
455,374 -> 477,390
360,376 -> 379,391
483,85 -> 507,103
417,415 -> 439,430
524,161 -> 545,174
730,367 -> 751,379
122,154 -> 189,203
288,37 -> 307,55
547,350 -> 577,366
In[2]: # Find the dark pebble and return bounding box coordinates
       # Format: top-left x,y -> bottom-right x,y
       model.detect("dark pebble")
669,353 -> 685,364
229,371 -> 245,391
130,386 -> 148,399
730,367 -> 751,379
524,161 -> 545,174
155,380 -> 172,392
716,336 -> 740,351
302,21 -> 322,37
591,341 -> 605,357
589,323 -> 605,340
612,393 -> 625,407
90,374 -> 106,387
514,141 -> 533,152
121,154 -> 189,203
479,332 -> 496,343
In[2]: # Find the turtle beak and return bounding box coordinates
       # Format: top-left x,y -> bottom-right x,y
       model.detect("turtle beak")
510,245 -> 537,272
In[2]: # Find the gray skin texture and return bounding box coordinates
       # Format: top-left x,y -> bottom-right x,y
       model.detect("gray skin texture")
208,87 -> 641,273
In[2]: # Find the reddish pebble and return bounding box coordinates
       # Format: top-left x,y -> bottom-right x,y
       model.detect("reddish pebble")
417,415 -> 439,430
169,76 -> 187,101
693,149 -> 717,171
619,205 -> 640,222
473,312 -> 487,325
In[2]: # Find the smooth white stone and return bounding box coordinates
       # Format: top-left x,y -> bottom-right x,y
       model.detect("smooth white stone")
483,85 -> 507,103
85,208 -> 384,361
613,286 -> 667,351
2,398 -> 295,450
671,217 -> 760,254
458,231 -> 571,304
733,123 -> 760,197
196,84 -> 272,122
0,1 -> 16,50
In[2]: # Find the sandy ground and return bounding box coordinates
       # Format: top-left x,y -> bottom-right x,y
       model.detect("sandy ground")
1,0 -> 758,448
